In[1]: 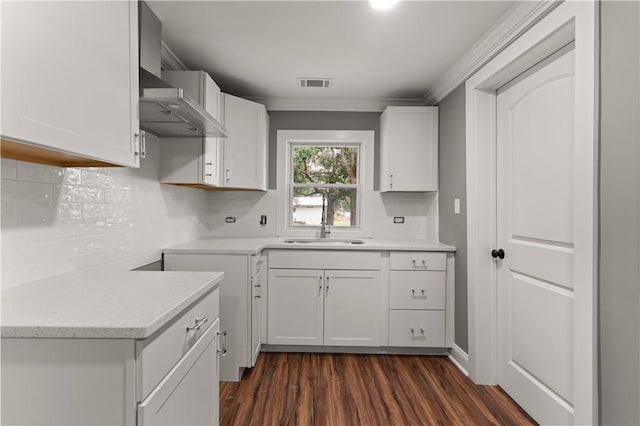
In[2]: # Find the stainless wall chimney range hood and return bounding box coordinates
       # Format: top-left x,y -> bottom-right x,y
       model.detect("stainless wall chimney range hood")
138,3 -> 228,138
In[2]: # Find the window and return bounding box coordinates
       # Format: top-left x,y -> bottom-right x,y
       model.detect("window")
291,145 -> 360,228
277,130 -> 374,237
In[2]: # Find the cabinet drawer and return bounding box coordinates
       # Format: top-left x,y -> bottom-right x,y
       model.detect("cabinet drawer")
138,318 -> 218,426
268,250 -> 381,270
136,288 -> 219,401
389,310 -> 445,347
389,271 -> 446,310
389,252 -> 446,271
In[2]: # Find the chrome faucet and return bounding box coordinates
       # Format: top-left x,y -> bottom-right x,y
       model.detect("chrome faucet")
320,192 -> 331,239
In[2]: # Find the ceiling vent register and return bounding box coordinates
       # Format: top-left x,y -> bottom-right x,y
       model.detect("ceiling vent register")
298,78 -> 333,88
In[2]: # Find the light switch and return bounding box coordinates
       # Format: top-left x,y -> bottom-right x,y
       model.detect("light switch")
454,198 -> 461,215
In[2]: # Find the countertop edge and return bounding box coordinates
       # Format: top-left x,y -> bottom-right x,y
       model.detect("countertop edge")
163,239 -> 456,255
1,272 -> 223,340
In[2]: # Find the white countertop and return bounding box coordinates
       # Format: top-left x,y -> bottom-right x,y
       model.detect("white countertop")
163,237 -> 456,255
1,271 -> 222,339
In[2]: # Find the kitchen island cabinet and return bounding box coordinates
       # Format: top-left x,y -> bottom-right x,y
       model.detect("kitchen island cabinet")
1,1 -> 141,167
1,271 -> 223,426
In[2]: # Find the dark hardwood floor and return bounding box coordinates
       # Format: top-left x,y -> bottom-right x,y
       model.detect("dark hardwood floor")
220,352 -> 537,426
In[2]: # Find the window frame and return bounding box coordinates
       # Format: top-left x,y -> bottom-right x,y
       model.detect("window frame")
276,130 -> 374,238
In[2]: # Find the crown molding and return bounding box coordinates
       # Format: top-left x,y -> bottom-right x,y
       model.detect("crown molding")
424,0 -> 562,105
160,42 -> 188,71
259,97 -> 425,112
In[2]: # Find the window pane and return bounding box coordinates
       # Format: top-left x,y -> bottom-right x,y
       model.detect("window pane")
292,146 -> 358,185
292,188 -> 358,228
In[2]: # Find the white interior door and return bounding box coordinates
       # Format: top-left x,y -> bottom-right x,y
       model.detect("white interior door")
496,47 -> 576,425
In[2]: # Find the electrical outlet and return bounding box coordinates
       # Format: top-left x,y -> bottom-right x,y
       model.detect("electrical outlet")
393,216 -> 405,224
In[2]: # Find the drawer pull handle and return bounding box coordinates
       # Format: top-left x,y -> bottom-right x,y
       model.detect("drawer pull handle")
217,330 -> 228,356
422,260 -> 427,267
410,327 -> 425,336
254,284 -> 261,288
186,316 -> 208,332
411,288 -> 426,297
254,295 -> 261,298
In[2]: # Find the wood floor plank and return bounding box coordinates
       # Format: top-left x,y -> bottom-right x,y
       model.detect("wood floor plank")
220,353 -> 537,426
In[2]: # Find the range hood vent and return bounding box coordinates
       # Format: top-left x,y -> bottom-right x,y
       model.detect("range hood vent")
138,2 -> 228,138
140,87 -> 228,138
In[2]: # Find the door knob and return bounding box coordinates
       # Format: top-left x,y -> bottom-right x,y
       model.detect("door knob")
491,249 -> 505,259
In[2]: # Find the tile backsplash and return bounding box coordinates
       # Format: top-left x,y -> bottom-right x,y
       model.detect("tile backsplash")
1,134 -> 210,288
1,135 -> 440,289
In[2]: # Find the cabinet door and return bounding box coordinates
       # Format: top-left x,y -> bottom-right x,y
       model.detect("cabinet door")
203,76 -> 223,186
268,269 -> 324,345
324,270 -> 380,346
138,318 -> 219,426
222,94 -> 267,190
203,137 -> 222,186
381,107 -> 438,192
1,1 -> 140,167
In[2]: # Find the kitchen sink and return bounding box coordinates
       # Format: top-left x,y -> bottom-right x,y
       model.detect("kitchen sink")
284,238 -> 365,245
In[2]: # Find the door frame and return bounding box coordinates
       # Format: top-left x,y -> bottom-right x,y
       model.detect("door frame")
465,2 -> 598,424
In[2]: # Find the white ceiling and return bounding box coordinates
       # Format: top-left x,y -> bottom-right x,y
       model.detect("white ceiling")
147,1 -> 515,105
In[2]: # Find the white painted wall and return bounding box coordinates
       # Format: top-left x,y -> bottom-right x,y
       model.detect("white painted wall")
0,134 -> 211,288
207,190 -> 439,240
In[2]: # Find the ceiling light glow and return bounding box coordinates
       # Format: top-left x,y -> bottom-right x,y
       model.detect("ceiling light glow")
369,0 -> 399,10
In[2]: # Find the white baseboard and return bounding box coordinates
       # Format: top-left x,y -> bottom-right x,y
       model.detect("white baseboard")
448,344 -> 470,376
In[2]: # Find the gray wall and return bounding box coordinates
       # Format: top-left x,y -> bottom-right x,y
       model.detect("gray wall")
437,84 -> 468,353
599,1 -> 640,424
267,111 -> 381,190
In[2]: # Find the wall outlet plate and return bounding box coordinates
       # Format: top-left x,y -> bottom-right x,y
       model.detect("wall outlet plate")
393,216 -> 405,224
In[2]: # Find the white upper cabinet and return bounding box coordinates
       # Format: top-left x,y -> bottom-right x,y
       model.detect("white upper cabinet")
222,94 -> 268,191
380,106 -> 439,192
158,80 -> 268,191
159,71 -> 224,187
1,1 -> 141,167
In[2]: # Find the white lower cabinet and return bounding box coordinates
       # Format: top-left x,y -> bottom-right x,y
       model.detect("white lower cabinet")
268,269 -> 324,345
268,269 -> 380,347
1,287 -> 221,426
389,310 -> 445,347
388,251 -> 453,348
138,319 -> 220,426
267,250 -> 381,347
164,252 -> 264,381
